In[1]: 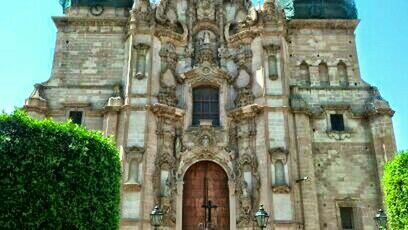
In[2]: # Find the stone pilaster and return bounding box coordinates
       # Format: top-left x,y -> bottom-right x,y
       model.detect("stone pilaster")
103,97 -> 123,138
294,113 -> 320,230
368,114 -> 396,204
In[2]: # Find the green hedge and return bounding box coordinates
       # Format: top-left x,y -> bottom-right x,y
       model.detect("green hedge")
0,110 -> 121,229
383,151 -> 408,230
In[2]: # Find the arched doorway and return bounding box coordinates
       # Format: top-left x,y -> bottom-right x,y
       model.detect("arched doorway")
183,161 -> 230,230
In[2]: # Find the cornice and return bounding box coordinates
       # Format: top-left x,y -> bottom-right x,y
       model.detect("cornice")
147,103 -> 185,121
227,104 -> 264,121
288,19 -> 360,31
52,16 -> 128,28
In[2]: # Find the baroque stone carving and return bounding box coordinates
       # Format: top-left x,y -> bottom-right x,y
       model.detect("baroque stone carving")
235,86 -> 254,108
196,0 -> 216,21
326,130 -> 352,141
236,152 -> 261,226
151,107 -> 183,226
130,0 -> 152,25
159,43 -> 178,106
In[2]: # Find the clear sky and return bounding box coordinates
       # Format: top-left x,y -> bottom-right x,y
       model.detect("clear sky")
0,0 -> 407,150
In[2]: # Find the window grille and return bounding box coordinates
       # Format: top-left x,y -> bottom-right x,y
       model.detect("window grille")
192,87 -> 220,127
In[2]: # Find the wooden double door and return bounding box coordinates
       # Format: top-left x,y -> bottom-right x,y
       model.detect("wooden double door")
182,161 -> 230,230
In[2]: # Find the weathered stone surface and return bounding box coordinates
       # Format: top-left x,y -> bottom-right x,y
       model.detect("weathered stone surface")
24,1 -> 396,229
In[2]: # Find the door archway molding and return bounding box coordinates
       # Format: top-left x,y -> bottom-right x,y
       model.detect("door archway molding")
176,155 -> 237,230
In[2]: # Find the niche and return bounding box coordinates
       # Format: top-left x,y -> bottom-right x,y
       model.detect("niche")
300,61 -> 311,85
319,62 -> 329,86
337,61 -> 348,86
133,44 -> 150,80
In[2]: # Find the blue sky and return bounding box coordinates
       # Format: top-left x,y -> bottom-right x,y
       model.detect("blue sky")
0,0 -> 407,150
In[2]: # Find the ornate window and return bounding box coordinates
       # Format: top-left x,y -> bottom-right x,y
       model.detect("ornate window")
69,111 -> 83,125
319,62 -> 330,86
192,87 -> 220,127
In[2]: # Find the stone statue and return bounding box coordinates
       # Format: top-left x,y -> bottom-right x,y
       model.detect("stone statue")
203,31 -> 211,44
201,135 -> 210,147
175,129 -> 184,158
163,176 -> 171,197
242,180 -> 250,198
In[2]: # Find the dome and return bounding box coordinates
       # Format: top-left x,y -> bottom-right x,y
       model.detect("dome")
293,0 -> 358,19
59,0 -> 133,10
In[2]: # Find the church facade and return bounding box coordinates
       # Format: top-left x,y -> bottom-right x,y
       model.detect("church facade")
24,0 -> 397,229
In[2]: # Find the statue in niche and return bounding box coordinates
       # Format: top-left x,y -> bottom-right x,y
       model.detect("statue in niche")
242,180 -> 250,198
112,84 -> 122,98
135,53 -> 146,79
127,159 -> 139,184
197,30 -> 213,46
201,135 -> 210,147
163,176 -> 171,197
174,128 -> 184,158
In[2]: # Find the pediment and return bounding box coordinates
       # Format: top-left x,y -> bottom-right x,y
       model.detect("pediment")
180,65 -> 232,86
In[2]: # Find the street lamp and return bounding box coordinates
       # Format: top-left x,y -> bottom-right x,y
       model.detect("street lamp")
150,205 -> 164,230
374,209 -> 387,230
254,204 -> 270,229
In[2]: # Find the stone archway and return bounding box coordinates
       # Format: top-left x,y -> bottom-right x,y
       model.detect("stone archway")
182,161 -> 230,230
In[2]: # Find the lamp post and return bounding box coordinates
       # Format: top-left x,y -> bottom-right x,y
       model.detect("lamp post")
150,205 -> 163,230
254,204 -> 270,229
374,209 -> 387,230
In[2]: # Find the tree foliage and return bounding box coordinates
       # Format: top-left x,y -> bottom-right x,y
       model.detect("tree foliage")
0,110 -> 121,229
383,151 -> 408,230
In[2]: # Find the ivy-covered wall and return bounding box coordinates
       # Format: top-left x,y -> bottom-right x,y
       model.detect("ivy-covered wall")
0,111 -> 121,229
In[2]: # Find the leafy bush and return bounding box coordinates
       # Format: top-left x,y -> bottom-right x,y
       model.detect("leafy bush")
0,110 -> 121,229
383,151 -> 408,230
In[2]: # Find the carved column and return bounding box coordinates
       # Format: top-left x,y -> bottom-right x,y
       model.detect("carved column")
149,104 -> 185,228
228,104 -> 263,228
228,180 -> 237,230
176,180 -> 184,230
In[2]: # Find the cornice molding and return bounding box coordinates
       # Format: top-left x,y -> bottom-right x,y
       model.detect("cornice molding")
53,16 -> 128,28
288,19 -> 360,30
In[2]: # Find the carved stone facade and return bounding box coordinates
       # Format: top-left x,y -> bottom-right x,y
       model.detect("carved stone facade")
25,1 -> 396,229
